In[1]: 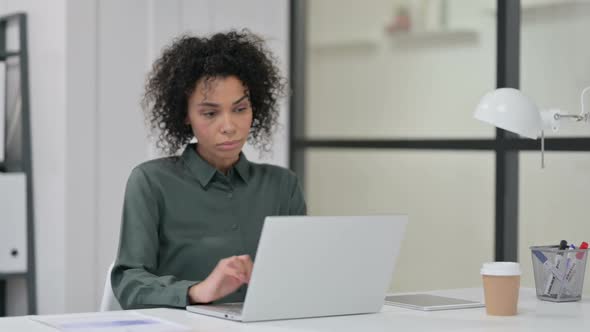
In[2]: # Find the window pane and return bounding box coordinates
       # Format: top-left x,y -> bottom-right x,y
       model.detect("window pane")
305,149 -> 494,292
521,1 -> 590,137
519,152 -> 590,294
305,0 -> 496,139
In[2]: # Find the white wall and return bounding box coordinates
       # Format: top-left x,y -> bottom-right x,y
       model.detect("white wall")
94,0 -> 154,312
64,0 -> 98,314
3,0 -> 289,315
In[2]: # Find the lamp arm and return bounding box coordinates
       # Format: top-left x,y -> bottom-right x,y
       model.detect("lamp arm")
555,113 -> 585,121
549,86 -> 590,123
538,87 -> 590,169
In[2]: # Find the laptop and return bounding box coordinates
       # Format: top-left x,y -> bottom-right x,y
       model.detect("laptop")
186,215 -> 408,322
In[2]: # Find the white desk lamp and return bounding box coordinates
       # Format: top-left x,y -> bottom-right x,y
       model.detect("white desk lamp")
474,87 -> 590,168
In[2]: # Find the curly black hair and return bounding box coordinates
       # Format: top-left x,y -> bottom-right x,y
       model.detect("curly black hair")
142,30 -> 285,155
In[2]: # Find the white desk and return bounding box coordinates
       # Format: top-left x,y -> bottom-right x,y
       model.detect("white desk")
1,288 -> 589,331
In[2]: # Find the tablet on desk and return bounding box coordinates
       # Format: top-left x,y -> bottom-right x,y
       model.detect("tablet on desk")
384,294 -> 485,311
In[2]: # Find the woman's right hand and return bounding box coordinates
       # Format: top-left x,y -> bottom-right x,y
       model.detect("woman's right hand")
188,255 -> 253,304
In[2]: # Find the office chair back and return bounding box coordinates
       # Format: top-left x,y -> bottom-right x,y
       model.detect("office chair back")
100,262 -> 122,311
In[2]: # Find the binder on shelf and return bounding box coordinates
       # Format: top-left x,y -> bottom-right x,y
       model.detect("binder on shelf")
0,172 -> 27,273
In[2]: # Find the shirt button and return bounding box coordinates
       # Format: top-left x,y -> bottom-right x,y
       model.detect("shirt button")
227,192 -> 233,198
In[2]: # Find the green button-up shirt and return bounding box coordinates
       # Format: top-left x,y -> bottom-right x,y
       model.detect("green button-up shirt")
111,144 -> 306,309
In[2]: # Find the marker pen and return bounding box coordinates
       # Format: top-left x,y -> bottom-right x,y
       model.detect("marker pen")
532,250 -> 564,282
560,242 -> 589,295
543,241 -> 568,296
566,244 -> 576,270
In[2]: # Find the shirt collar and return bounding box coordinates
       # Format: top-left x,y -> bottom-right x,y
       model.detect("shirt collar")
182,143 -> 250,187
233,151 -> 250,184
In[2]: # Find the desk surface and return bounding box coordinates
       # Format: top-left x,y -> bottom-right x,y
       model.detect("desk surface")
1,288 -> 589,331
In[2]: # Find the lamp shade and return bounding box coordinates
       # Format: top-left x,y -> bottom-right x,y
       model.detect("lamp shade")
474,88 -> 542,139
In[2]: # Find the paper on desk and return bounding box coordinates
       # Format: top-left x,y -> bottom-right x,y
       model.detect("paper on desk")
31,311 -> 191,332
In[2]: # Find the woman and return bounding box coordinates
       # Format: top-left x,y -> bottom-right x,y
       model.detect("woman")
111,31 -> 306,309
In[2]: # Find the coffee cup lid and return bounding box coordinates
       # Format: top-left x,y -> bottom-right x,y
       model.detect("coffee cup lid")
480,262 -> 521,276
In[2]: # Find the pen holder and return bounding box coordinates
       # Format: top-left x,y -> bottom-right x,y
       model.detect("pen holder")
530,245 -> 588,302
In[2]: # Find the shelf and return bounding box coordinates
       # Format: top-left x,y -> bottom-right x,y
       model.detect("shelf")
522,1 -> 590,18
486,1 -> 590,17
0,272 -> 27,279
0,51 -> 20,60
0,161 -> 22,172
389,29 -> 478,47
0,13 -> 35,316
309,38 -> 379,53
308,29 -> 478,53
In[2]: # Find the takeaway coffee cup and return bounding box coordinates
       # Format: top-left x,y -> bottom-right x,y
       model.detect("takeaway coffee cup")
480,262 -> 521,316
